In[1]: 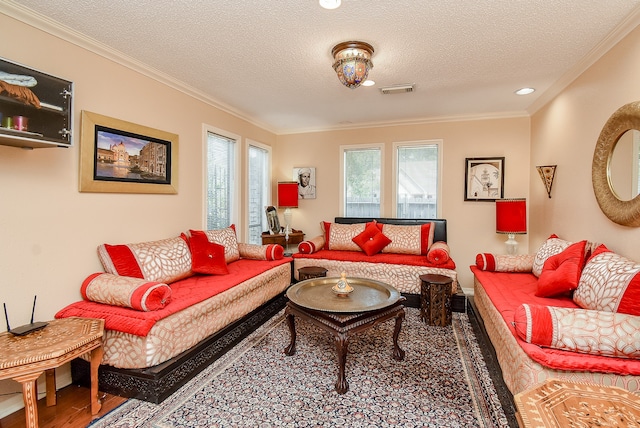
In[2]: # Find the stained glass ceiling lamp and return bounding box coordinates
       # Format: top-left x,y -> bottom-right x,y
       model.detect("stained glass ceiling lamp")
331,41 -> 374,89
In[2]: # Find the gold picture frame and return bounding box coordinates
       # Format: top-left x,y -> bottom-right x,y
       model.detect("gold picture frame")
79,110 -> 178,194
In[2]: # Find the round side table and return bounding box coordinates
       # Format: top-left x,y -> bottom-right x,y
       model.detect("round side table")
419,274 -> 453,326
298,266 -> 328,281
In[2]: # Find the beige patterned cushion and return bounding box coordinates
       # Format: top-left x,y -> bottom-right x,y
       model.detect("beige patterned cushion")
98,236 -> 193,284
81,272 -> 171,311
322,222 -> 366,251
532,235 -> 572,277
573,245 -> 640,315
381,223 -> 434,255
475,253 -> 534,272
196,226 -> 240,263
514,303 -> 640,358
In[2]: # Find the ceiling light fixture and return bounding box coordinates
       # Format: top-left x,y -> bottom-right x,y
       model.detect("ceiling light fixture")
362,80 -> 375,87
331,41 -> 374,89
319,0 -> 341,9
515,87 -> 535,95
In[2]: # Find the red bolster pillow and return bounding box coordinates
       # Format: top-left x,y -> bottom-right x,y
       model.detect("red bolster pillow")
81,272 -> 172,312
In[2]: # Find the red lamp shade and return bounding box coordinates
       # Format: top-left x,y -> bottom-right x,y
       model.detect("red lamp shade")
277,182 -> 299,208
496,198 -> 527,234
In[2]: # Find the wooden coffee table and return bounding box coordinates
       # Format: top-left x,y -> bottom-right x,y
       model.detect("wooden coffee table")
515,378 -> 640,427
0,317 -> 104,428
284,276 -> 405,394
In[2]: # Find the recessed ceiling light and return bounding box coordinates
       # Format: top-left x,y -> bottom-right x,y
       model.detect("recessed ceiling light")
515,87 -> 535,95
319,0 -> 341,9
362,80 -> 375,87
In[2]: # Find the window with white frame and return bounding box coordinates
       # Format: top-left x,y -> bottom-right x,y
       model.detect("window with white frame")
342,145 -> 382,217
394,140 -> 441,218
247,142 -> 271,244
206,130 -> 238,230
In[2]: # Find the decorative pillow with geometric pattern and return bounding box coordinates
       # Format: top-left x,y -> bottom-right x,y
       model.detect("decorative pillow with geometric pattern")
190,225 -> 240,264
475,253 -> 535,272
322,222 -> 367,251
573,244 -> 640,315
238,242 -> 284,260
532,234 -> 573,277
81,272 -> 172,311
513,303 -> 640,358
98,235 -> 193,284
381,223 -> 434,255
298,235 -> 325,254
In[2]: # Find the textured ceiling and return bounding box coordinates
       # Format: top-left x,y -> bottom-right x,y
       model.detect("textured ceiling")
4,0 -> 640,134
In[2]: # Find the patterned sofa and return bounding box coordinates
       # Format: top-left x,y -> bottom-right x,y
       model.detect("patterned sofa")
293,217 -> 459,307
471,235 -> 640,396
56,226 -> 292,402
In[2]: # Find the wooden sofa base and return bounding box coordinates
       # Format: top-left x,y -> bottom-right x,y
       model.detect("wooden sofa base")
71,293 -> 287,404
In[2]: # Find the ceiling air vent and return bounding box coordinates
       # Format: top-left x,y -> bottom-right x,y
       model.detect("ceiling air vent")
380,84 -> 414,95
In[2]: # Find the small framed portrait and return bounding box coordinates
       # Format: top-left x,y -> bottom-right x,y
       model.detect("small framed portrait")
464,157 -> 504,201
293,167 -> 316,199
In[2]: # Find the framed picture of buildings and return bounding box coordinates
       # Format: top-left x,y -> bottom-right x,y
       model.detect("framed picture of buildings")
79,110 -> 178,193
464,157 -> 504,201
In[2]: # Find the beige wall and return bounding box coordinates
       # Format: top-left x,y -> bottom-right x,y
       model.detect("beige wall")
275,117 -> 531,291
530,24 -> 640,261
0,12 -> 276,412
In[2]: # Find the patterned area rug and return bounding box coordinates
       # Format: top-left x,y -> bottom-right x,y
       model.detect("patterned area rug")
90,308 -> 510,427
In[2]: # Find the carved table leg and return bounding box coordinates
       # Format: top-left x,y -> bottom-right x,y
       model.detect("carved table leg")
335,334 -> 349,394
45,368 -> 56,407
14,371 -> 42,428
284,312 -> 297,356
90,345 -> 104,415
392,309 -> 406,361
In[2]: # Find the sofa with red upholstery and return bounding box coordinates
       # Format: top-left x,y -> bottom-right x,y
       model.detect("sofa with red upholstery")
56,225 -> 292,402
293,217 -> 459,306
471,235 -> 640,396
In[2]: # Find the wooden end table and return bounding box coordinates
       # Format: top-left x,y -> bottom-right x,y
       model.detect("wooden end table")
419,273 -> 453,326
297,266 -> 328,281
284,277 -> 405,394
515,378 -> 640,427
0,317 -> 104,428
261,231 -> 304,247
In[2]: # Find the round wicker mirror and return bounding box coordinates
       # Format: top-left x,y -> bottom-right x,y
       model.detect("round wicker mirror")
592,100 -> 640,226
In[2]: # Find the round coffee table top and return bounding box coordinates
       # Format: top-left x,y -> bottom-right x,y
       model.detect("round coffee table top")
287,276 -> 401,313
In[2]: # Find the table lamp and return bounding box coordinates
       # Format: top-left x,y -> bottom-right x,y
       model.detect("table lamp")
277,181 -> 299,251
496,198 -> 526,255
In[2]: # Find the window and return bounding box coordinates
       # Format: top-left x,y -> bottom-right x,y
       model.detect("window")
247,141 -> 271,244
342,145 -> 382,217
205,129 -> 238,231
394,140 -> 442,218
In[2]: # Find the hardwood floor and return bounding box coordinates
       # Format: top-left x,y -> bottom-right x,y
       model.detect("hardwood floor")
0,385 -> 126,428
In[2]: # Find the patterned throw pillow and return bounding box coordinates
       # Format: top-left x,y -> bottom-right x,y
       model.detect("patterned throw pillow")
191,225 -> 240,264
426,241 -> 450,265
322,222 -> 366,251
81,272 -> 172,311
573,245 -> 640,315
238,243 -> 284,260
536,240 -> 587,297
381,223 -> 434,255
513,303 -> 640,358
532,234 -> 572,277
186,230 -> 229,275
98,235 -> 193,284
298,235 -> 326,254
352,222 -> 392,256
475,253 -> 535,272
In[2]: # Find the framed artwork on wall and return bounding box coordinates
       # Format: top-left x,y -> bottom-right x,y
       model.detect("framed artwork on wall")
79,110 -> 178,194
293,167 -> 316,199
464,157 -> 504,201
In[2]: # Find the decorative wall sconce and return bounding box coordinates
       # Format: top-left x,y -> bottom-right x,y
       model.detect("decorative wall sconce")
536,165 -> 557,198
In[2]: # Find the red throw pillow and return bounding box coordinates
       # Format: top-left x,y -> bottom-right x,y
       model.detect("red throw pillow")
352,222 -> 392,256
536,240 -> 587,297
188,230 -> 229,275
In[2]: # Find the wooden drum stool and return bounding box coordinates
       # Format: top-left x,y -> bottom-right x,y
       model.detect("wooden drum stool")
419,274 -> 453,326
298,266 -> 328,281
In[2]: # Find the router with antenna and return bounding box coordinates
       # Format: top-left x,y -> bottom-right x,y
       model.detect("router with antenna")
3,296 -> 48,336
